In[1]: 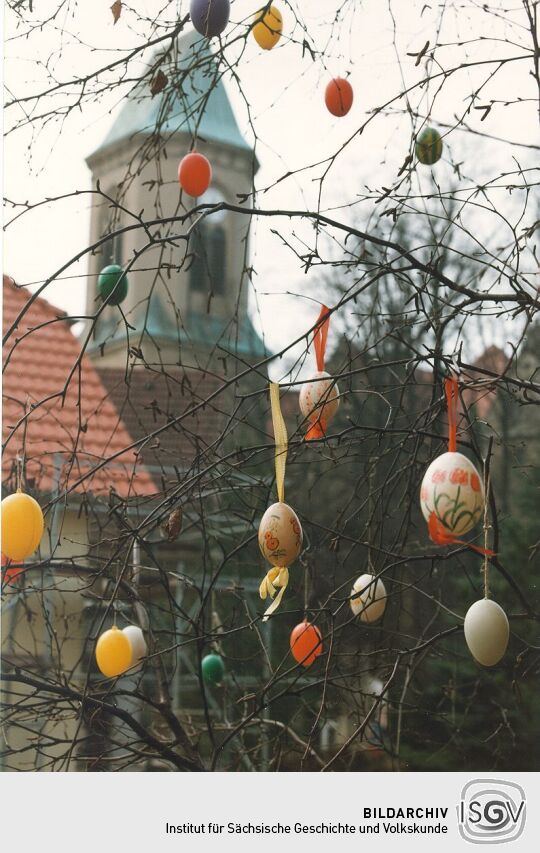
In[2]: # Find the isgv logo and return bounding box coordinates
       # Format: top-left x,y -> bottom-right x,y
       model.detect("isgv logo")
458,779 -> 526,844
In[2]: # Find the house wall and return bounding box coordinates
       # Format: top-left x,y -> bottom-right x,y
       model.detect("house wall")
1,508 -> 91,770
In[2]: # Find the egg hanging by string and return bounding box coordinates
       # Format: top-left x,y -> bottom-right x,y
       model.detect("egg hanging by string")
178,151 -> 212,197
258,383 -> 301,620
420,376 -> 490,553
299,305 -> 339,441
290,621 -> 323,667
98,264 -> 128,306
415,126 -> 443,165
325,78 -> 354,117
1,491 -> 44,563
258,501 -> 303,568
350,573 -> 387,623
201,653 -> 225,685
252,5 -> 283,50
95,626 -> 133,678
464,599 -> 509,666
190,0 -> 230,39
421,451 -> 485,537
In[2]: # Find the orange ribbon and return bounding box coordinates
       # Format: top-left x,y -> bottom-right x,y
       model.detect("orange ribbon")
305,305 -> 331,441
445,375 -> 458,452
313,304 -> 330,372
305,421 -> 325,441
428,513 -> 495,556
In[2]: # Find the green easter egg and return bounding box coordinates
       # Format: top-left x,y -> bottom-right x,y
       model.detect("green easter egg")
98,264 -> 128,305
415,127 -> 443,165
201,653 -> 225,685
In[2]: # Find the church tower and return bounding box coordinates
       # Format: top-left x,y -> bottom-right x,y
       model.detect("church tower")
84,28 -> 265,371
83,29 -> 266,478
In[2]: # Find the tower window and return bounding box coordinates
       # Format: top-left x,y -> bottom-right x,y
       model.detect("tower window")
189,223 -> 226,294
99,203 -> 123,270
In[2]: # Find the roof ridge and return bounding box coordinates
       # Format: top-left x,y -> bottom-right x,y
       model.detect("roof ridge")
3,274 -> 68,321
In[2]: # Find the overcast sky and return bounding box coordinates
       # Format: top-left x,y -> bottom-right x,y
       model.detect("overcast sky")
3,1 -> 538,375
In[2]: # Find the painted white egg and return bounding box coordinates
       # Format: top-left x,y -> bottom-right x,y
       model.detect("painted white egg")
420,451 -> 484,536
258,502 -> 303,567
350,573 -> 387,623
122,625 -> 147,665
464,599 -> 509,666
299,371 -> 340,427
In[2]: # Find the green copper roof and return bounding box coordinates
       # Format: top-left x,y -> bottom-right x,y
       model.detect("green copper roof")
89,294 -> 267,359
90,28 -> 252,158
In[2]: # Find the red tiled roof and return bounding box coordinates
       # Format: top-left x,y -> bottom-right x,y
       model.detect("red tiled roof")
2,276 -> 156,499
97,365 -> 228,487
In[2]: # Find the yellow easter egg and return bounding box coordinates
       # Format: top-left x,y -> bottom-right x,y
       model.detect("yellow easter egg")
252,5 -> 282,50
1,491 -> 44,562
258,502 -> 302,567
95,626 -> 133,678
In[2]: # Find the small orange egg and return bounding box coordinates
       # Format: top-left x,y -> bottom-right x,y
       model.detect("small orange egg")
325,78 -> 354,117
178,152 -> 212,197
290,621 -> 323,667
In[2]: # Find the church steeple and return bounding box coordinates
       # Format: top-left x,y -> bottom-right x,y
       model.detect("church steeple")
84,28 -> 265,366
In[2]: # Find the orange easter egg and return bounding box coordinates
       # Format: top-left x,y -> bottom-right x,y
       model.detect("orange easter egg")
325,78 -> 354,117
178,152 -> 212,197
290,621 -> 323,667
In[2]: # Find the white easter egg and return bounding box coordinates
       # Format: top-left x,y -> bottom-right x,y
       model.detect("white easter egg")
258,502 -> 303,567
350,573 -> 387,623
299,371 -> 340,427
420,451 -> 484,535
122,625 -> 147,665
464,599 -> 509,666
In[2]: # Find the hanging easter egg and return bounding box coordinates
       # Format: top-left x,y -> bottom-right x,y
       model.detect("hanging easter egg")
178,151 -> 212,197
350,573 -> 387,623
299,371 -> 340,439
290,621 -> 323,667
95,626 -> 133,678
122,625 -> 147,664
464,599 -> 509,666
252,5 -> 283,50
98,264 -> 128,306
420,451 -> 484,536
190,0 -> 230,38
201,653 -> 225,685
1,491 -> 44,562
415,127 -> 443,165
258,502 -> 303,567
325,78 -> 354,117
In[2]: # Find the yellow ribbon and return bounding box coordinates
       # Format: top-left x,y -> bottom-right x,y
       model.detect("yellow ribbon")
270,381 -> 287,504
259,566 -> 289,622
259,383 -> 290,620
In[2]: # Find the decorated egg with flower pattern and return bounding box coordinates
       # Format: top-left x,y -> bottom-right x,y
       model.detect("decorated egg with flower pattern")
299,371 -> 340,430
258,502 -> 303,567
420,451 -> 484,536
